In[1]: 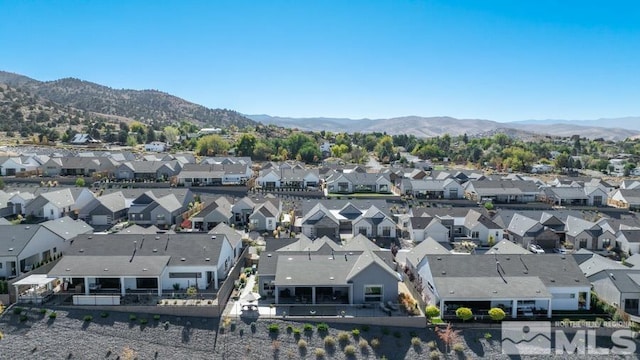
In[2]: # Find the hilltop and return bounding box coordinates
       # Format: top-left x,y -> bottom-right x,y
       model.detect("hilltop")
0,71 -> 257,130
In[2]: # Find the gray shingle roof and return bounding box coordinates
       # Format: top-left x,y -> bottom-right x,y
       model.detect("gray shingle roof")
425,254 -> 590,288
50,256 -> 169,277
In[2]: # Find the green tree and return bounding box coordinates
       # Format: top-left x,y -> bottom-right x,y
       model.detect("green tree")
253,141 -> 274,161
298,143 -> 321,163
163,126 -> 180,144
488,307 -> 506,321
375,135 -> 395,163
286,133 -> 316,159
196,135 -> 230,156
455,307 -> 473,322
75,177 -> 85,187
236,134 -> 257,157
331,144 -> 349,158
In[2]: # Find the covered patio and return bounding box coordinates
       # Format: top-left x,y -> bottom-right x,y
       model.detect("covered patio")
13,274 -> 58,304
275,285 -> 351,305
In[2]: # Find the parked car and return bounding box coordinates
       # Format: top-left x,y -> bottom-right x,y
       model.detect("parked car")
553,247 -> 568,254
529,244 -> 545,254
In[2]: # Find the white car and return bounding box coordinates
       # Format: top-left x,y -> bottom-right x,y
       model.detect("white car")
529,244 -> 545,254
553,247 -> 568,254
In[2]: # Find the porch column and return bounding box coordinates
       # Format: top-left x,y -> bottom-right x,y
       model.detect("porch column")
84,278 -> 90,295
585,291 -> 591,311
157,277 -> 162,296
312,287 -> 316,305
348,284 -> 353,305
440,299 -> 445,318
547,299 -> 552,318
120,277 -> 126,296
214,270 -> 219,290
512,299 -> 518,318
275,286 -> 279,304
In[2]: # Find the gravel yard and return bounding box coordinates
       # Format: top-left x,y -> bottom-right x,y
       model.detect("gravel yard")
2,306 -> 638,359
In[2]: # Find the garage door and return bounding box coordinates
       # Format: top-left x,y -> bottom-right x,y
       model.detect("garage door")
316,227 -> 336,239
92,215 -> 110,225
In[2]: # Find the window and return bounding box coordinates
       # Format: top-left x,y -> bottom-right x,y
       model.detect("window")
156,214 -> 165,220
53,247 -> 57,253
169,272 -> 202,278
50,209 -> 54,215
602,238 -> 611,248
579,239 -> 588,248
358,227 -> 368,235
471,231 -> 479,239
0,263 -> 2,269
364,285 -> 383,302
382,226 -> 391,237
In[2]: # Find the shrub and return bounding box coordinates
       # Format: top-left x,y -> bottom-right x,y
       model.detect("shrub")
430,350 -> 441,359
139,318 -> 148,325
427,340 -> 437,350
453,343 -> 465,352
303,323 -> 314,332
268,323 -> 280,333
426,305 -> 440,318
298,339 -> 308,349
455,307 -> 473,322
324,335 -> 336,347
316,323 -> 329,332
48,311 -> 57,319
314,348 -> 326,358
360,324 -> 370,332
344,345 -> 356,356
358,338 -> 368,348
484,332 -> 493,340
488,307 -> 506,321
13,307 -> 23,315
20,314 -> 28,322
381,327 -> 390,335
293,327 -> 302,336
370,338 -> 381,348
83,315 -> 93,322
39,308 -> 47,314
630,322 -> 640,332
129,314 -> 137,321
100,312 -> 109,318
153,314 -> 161,321
338,331 -> 350,343
411,337 -> 422,347
351,328 -> 360,337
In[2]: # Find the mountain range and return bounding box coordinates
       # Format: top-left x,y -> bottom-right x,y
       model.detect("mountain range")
247,115 -> 640,141
0,71 -> 257,129
0,70 -> 636,141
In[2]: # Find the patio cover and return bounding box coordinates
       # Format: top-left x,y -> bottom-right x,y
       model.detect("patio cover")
13,274 -> 57,287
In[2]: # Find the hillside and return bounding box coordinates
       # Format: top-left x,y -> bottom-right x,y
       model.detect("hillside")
0,71 -> 257,129
247,114 -> 638,140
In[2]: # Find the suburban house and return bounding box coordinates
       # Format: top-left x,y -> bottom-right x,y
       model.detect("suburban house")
0,217 -> 92,278
299,199 -> 394,240
255,168 -> 321,189
144,141 -> 169,152
590,269 -> 640,320
79,191 -> 129,226
0,156 -> 41,176
128,191 -> 190,227
507,213 -> 545,248
408,217 -> 450,243
175,163 -> 252,186
412,254 -> 590,319
463,210 -> 504,246
191,196 -> 234,231
115,161 -> 182,181
8,191 -> 35,216
565,216 -> 604,250
56,157 -> 118,177
325,173 -> 392,194
616,229 -> 640,256
609,189 -> 640,211
48,232 -> 242,296
464,180 -> 540,203
24,188 -> 96,220
257,235 -> 400,305
249,201 -> 281,231
400,178 -> 464,199
540,185 -> 608,206
69,134 -> 100,145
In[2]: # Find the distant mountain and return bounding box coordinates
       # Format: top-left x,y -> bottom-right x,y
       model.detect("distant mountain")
509,117 -> 640,132
247,114 -> 638,140
0,71 -> 257,129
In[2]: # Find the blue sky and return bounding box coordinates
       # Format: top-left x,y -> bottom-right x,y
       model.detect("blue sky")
1,0 -> 638,122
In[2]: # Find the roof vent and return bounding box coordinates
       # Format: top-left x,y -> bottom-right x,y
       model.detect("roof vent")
25,226 -> 30,229
536,290 -> 541,293
286,276 -> 292,280
205,258 -> 210,261
329,276 -> 334,280
88,236 -> 92,239
575,279 -> 580,282
79,249 -> 84,253
155,236 -> 160,240
143,268 -> 148,271
181,257 -> 186,261
492,290 -> 498,294
449,290 -> 454,294
436,257 -> 442,261
267,253 -> 272,257
8,247 -> 13,251
505,257 -> 510,261
550,278 -> 555,282
152,248 -> 157,252
441,271 -> 446,275
65,268 -> 70,271
104,268 -> 108,271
